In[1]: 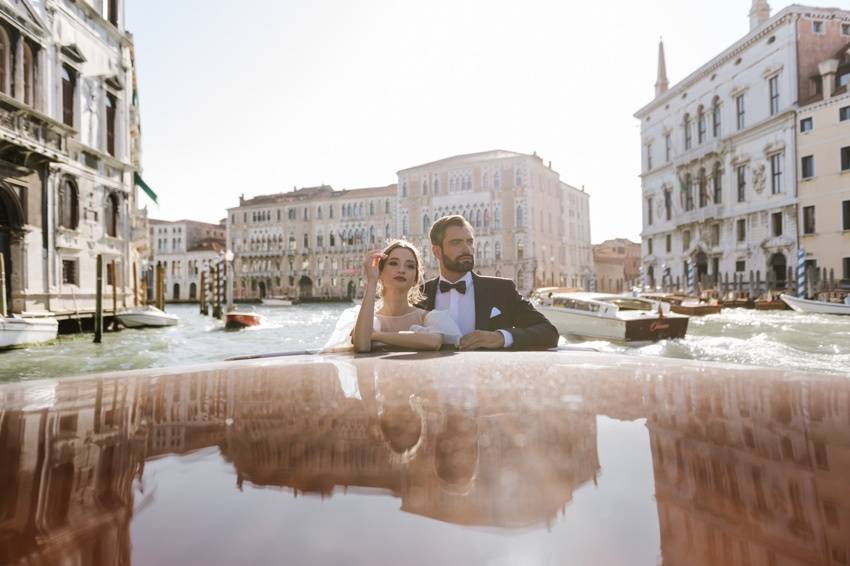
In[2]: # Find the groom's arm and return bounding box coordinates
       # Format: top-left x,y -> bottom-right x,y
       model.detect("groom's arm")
499,281 -> 559,350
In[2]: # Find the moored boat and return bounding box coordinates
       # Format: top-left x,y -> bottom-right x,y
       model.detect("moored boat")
538,292 -> 689,342
261,296 -> 294,307
225,308 -> 263,329
116,305 -> 179,328
780,293 -> 850,316
641,293 -> 722,316
0,314 -> 59,349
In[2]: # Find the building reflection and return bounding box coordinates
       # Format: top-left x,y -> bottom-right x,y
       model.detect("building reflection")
0,360 -> 848,564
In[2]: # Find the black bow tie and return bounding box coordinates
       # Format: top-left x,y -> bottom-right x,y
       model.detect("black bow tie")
439,280 -> 467,294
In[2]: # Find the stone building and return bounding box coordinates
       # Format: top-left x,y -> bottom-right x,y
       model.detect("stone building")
592,238 -> 641,293
635,2 -> 850,290
397,150 -> 593,294
796,47 -> 850,287
149,218 -> 225,301
226,150 -> 593,300
0,0 -> 149,317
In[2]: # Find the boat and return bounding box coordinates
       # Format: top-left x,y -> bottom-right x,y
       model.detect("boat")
640,292 -> 722,316
0,350 -> 846,565
261,296 -> 294,307
780,293 -> 850,315
116,305 -> 179,328
0,314 -> 59,349
225,308 -> 263,329
538,292 -> 689,342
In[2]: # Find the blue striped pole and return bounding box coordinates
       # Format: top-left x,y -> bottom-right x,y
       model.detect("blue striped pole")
687,259 -> 695,296
797,248 -> 806,298
639,265 -> 646,290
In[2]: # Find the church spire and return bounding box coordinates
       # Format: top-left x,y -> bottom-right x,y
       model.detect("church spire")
655,37 -> 669,98
749,0 -> 771,31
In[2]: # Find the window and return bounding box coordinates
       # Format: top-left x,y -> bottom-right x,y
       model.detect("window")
647,197 -> 653,225
59,179 -> 79,229
385,199 -> 390,213
712,99 -> 721,137
771,212 -> 783,237
711,224 -> 720,246
647,238 -> 653,255
683,230 -> 691,250
697,108 -> 706,144
684,114 -> 692,149
841,106 -> 850,122
736,260 -> 746,272
61,65 -> 76,127
0,28 -> 8,94
713,163 -> 722,204
770,153 -> 783,194
664,189 -> 672,220
845,257 -> 850,281
737,219 -> 746,242
106,93 -> 117,156
699,168 -> 708,208
401,180 -> 407,197
736,165 -> 746,202
665,133 -> 671,162
646,144 -> 652,170
812,21 -> 824,34
768,75 -> 779,116
803,205 -> 816,234
842,147 -> 850,171
107,0 -> 119,25
22,43 -> 34,106
303,233 -> 308,249
801,155 -> 814,179
106,193 -> 119,237
684,173 -> 694,211
666,234 -> 671,253
800,117 -> 813,132
735,94 -> 745,130
843,200 -> 850,230
843,23 -> 850,36
62,259 -> 77,285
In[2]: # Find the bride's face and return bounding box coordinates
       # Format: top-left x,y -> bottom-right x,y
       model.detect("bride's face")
380,248 -> 418,293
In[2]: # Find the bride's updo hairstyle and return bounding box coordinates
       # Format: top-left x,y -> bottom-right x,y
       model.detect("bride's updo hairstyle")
377,239 -> 426,305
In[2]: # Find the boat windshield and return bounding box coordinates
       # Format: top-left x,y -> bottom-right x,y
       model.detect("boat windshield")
552,297 -> 601,312
599,298 -> 653,311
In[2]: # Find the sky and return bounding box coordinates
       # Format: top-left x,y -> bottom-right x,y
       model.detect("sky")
125,0 -> 850,244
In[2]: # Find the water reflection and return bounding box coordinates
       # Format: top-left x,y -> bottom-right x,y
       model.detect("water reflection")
0,354 -> 848,565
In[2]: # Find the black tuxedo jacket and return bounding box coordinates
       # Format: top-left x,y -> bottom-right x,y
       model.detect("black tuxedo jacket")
418,273 -> 559,350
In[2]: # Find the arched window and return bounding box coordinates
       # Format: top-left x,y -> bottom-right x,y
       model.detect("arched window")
697,106 -> 706,144
475,209 -> 482,227
483,172 -> 489,190
422,214 -> 430,234
712,97 -> 722,137
422,178 -> 428,194
433,176 -> 439,193
22,43 -> 34,106
329,232 -> 335,247
385,224 -> 390,237
516,205 -> 525,228
106,193 -> 119,237
369,201 -> 374,215
494,171 -> 500,189
59,179 -> 79,229
0,28 -> 9,95
495,241 -> 502,261
483,209 -> 490,227
369,225 -> 376,244
401,216 -> 409,236
713,162 -> 723,204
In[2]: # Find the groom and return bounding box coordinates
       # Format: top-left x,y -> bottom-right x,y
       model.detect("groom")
419,215 -> 559,350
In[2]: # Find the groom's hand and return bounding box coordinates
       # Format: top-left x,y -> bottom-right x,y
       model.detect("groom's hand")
458,330 -> 505,351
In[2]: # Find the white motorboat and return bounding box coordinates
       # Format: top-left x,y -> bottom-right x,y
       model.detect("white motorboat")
0,314 -> 59,349
538,292 -> 689,343
225,307 -> 263,330
780,294 -> 850,316
116,305 -> 179,328
261,297 -> 293,307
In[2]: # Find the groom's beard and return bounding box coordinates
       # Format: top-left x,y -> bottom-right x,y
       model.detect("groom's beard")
443,252 -> 474,274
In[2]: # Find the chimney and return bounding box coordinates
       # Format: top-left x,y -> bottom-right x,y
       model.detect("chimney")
655,38 -> 669,97
548,161 -> 552,169
819,58 -> 840,99
749,0 -> 771,31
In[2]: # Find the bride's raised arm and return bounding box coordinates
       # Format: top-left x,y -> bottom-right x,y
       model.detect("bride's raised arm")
352,250 -> 384,352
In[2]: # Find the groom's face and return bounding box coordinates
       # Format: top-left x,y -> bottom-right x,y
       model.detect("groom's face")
435,224 -> 475,274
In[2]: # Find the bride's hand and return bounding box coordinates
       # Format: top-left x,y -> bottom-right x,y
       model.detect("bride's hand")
363,250 -> 386,284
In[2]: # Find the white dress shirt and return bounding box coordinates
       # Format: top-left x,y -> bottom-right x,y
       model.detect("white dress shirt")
434,272 -> 513,348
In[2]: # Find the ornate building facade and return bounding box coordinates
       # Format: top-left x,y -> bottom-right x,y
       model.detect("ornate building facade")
0,0 -> 148,316
592,238 -> 641,293
635,2 -> 850,290
148,218 -> 225,301
226,150 -> 593,300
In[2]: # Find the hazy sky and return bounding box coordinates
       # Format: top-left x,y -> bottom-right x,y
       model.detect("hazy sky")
126,0 -> 846,243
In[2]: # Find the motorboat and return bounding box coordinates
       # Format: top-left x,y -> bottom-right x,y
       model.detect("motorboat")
0,350 -> 846,565
640,293 -> 722,316
780,294 -> 850,316
0,313 -> 59,349
261,296 -> 294,307
225,307 -> 263,329
538,292 -> 689,342
116,305 -> 179,328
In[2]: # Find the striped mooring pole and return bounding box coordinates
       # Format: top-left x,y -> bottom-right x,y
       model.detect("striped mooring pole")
639,265 -> 646,290
797,248 -> 806,298
687,259 -> 695,296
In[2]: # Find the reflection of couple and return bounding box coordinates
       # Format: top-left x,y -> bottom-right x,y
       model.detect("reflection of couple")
328,214 -> 558,352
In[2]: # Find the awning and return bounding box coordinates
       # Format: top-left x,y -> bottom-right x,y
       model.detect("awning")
134,172 -> 158,204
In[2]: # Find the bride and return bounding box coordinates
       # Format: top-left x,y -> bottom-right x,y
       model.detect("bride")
324,240 -> 461,352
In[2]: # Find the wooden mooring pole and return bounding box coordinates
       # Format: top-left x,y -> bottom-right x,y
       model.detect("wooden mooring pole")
0,252 -> 6,317
111,260 -> 119,331
212,266 -> 222,319
94,255 -> 103,343
155,264 -> 164,311
200,272 -> 207,315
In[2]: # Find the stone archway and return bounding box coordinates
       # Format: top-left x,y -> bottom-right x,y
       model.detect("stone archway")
346,280 -> 355,299
299,276 -> 313,299
695,251 -> 708,284
769,252 -> 787,287
189,282 -> 197,300
258,281 -> 267,299
173,283 -> 181,300
0,183 -> 25,315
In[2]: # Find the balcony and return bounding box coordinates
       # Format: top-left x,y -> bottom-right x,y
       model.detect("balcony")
0,92 -> 72,160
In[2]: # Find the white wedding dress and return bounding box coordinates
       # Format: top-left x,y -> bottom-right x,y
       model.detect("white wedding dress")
322,306 -> 462,352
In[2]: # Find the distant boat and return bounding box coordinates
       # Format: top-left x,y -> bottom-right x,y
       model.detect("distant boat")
780,294 -> 850,316
116,305 -> 179,328
261,297 -> 293,307
640,293 -> 722,316
225,308 -> 263,330
538,292 -> 689,343
0,314 -> 59,349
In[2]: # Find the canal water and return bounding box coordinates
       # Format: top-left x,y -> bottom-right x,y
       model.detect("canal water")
1,303 -> 849,382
